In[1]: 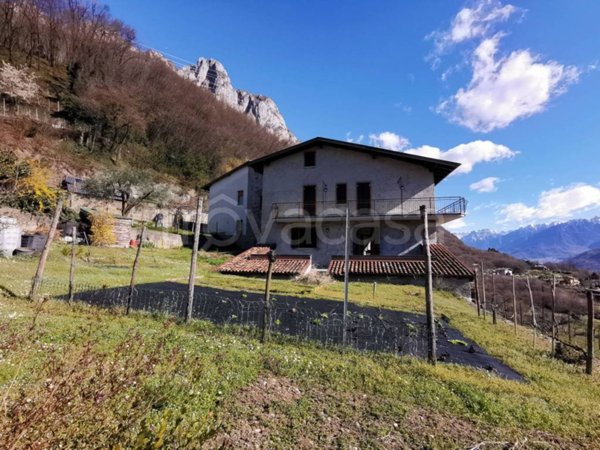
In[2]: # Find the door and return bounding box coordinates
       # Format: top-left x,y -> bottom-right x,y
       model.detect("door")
303,185 -> 316,216
356,182 -> 371,213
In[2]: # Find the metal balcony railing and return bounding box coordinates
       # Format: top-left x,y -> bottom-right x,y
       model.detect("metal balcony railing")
271,197 -> 466,219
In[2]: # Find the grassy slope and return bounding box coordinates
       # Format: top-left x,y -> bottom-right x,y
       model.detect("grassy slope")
1,246 -> 600,448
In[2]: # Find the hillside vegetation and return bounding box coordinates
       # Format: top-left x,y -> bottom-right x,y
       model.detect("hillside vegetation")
0,0 -> 287,186
440,228 -> 592,327
568,248 -> 600,272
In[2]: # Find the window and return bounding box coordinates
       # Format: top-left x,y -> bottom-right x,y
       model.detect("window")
290,227 -> 318,248
303,185 -> 316,215
336,183 -> 347,204
237,190 -> 244,205
356,182 -> 371,212
304,150 -> 316,167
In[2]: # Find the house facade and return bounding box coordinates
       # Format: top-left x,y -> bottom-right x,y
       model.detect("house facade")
204,137 -> 466,267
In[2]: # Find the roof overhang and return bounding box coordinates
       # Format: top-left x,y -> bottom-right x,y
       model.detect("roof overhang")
202,137 -> 461,190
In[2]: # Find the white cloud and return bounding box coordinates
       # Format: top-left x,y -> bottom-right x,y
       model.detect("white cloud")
444,218 -> 468,231
345,132 -> 364,144
368,132 -> 410,152
405,140 -> 517,174
500,183 -> 600,223
437,34 -> 580,132
427,0 -> 519,65
470,176 -> 501,192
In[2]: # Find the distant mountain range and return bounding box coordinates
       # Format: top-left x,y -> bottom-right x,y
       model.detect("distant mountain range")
460,217 -> 600,268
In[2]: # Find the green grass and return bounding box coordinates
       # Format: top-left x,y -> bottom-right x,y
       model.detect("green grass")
0,244 -> 222,296
1,246 -> 599,448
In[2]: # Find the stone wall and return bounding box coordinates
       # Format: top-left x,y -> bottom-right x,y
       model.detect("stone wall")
0,207 -> 50,234
66,193 -> 206,228
132,229 -> 184,249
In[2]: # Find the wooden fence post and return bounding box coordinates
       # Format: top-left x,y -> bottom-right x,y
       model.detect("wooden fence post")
29,198 -> 63,300
551,275 -> 557,355
473,265 -> 481,317
512,275 -> 518,335
526,276 -> 537,348
261,250 -> 276,343
186,196 -> 203,323
421,205 -> 436,365
126,223 -> 145,315
586,290 -> 594,375
491,273 -> 497,325
480,262 -> 487,320
68,226 -> 76,302
567,310 -> 572,344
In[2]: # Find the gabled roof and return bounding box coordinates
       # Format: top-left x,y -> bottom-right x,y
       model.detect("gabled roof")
218,246 -> 312,276
202,137 -> 461,189
327,244 -> 474,279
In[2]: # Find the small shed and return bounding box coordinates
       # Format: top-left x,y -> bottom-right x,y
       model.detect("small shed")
0,217 -> 21,257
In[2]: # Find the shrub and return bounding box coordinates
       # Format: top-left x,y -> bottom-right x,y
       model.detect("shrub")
0,151 -> 58,214
14,159 -> 58,214
90,212 -> 116,246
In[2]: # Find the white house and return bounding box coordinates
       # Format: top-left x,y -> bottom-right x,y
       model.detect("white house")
204,137 -> 467,268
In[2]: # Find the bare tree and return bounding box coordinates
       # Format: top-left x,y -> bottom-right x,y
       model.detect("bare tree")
84,169 -> 167,217
0,0 -> 286,187
0,62 -> 39,113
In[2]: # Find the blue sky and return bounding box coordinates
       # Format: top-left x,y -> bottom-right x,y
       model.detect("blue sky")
105,0 -> 600,232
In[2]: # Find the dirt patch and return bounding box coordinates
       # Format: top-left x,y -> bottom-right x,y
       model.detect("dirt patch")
203,375 -> 302,449
205,377 -> 588,449
237,375 -> 303,406
206,375 -> 405,449
402,408 -> 589,449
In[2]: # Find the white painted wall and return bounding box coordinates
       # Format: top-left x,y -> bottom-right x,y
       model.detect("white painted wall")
207,166 -> 250,238
259,144 -> 435,229
0,217 -> 21,257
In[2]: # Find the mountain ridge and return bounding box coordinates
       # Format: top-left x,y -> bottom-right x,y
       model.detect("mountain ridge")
566,248 -> 600,272
178,58 -> 297,143
461,217 -> 600,264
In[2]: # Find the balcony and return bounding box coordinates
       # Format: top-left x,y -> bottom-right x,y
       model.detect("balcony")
271,196 -> 467,221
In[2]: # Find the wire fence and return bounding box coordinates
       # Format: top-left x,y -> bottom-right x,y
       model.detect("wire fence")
476,273 -> 600,361
38,279 -> 429,357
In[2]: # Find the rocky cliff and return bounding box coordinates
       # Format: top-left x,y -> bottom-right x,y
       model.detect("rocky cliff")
178,58 -> 296,143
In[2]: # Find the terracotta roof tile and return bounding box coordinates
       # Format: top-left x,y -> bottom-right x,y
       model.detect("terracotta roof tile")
327,244 -> 473,279
218,247 -> 311,276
